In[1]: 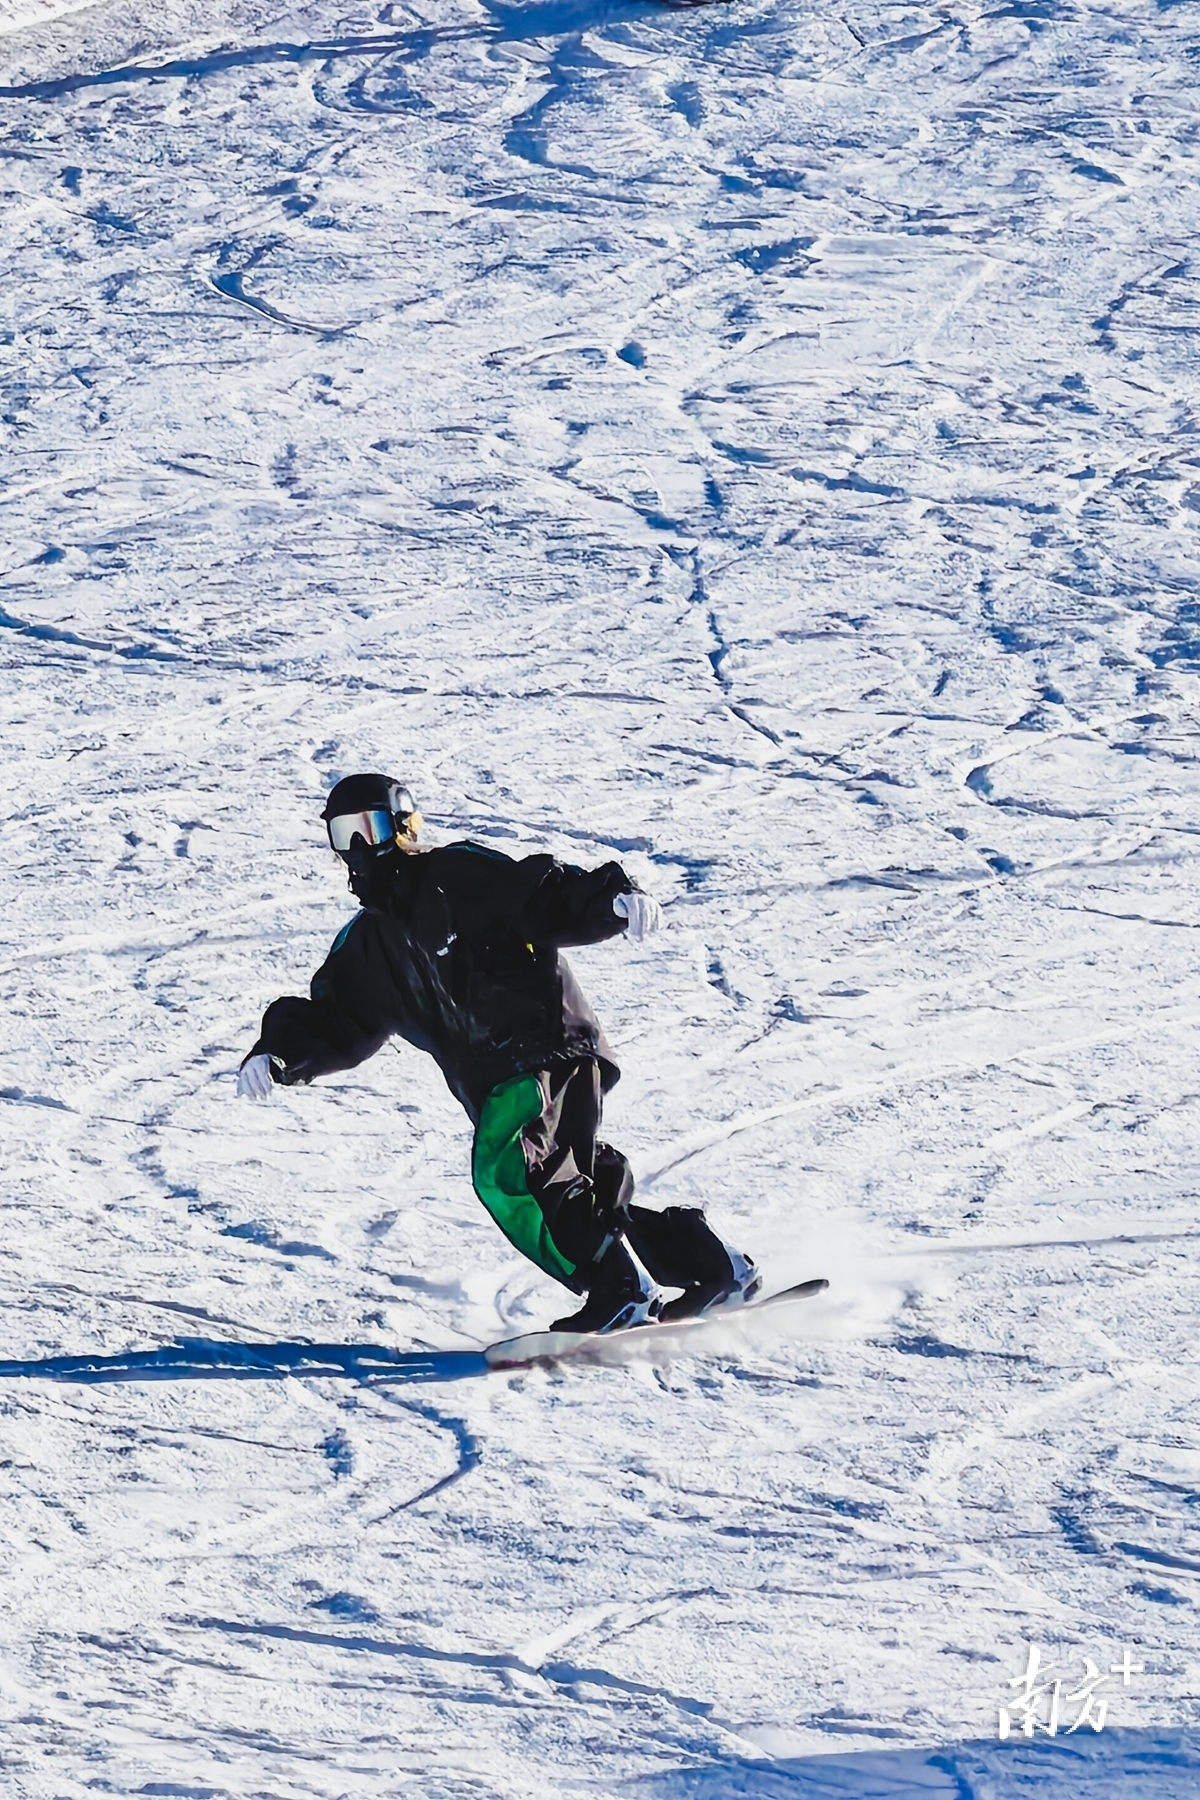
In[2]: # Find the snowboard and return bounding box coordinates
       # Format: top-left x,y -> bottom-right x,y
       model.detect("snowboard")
485,1277 -> 829,1371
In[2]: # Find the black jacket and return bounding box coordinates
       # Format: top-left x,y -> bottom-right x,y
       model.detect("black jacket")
245,841 -> 634,1119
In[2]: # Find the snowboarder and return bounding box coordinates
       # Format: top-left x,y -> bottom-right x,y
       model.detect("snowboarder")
237,773 -> 758,1333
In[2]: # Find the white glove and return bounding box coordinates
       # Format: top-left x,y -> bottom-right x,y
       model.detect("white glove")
236,1054 -> 279,1101
613,890 -> 662,942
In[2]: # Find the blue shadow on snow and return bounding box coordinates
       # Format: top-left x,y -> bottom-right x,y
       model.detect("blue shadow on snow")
0,1338 -> 487,1385
626,1729 -> 1200,1799
0,0 -> 720,102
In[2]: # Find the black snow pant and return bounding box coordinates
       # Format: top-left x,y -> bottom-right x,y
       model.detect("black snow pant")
470,1057 -> 734,1295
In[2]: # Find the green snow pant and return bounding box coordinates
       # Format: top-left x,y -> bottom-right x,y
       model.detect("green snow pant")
471,1061 -> 633,1292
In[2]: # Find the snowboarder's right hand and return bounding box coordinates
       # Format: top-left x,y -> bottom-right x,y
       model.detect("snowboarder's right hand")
613,890 -> 663,941
236,1054 -> 279,1101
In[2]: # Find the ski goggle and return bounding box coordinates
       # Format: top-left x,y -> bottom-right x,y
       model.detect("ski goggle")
327,807 -> 418,855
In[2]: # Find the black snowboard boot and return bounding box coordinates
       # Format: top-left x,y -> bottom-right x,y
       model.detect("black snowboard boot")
551,1236 -> 660,1334
624,1205 -> 760,1323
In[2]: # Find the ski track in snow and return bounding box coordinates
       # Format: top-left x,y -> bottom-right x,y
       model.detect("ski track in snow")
1,0 -> 1200,1792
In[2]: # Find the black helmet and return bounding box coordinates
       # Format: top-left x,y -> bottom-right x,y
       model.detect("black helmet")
321,773 -> 421,860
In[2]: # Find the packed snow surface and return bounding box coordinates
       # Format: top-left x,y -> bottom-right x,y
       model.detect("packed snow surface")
2,0 -> 1200,1792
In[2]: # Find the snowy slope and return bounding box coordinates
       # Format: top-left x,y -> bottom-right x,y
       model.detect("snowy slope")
0,2 -> 88,36
1,0 -> 1200,1793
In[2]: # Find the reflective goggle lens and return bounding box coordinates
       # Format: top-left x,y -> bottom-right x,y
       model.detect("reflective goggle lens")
328,808 -> 396,853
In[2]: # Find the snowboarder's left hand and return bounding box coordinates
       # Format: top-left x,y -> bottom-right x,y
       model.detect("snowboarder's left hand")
613,890 -> 662,941
236,1054 -> 278,1101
